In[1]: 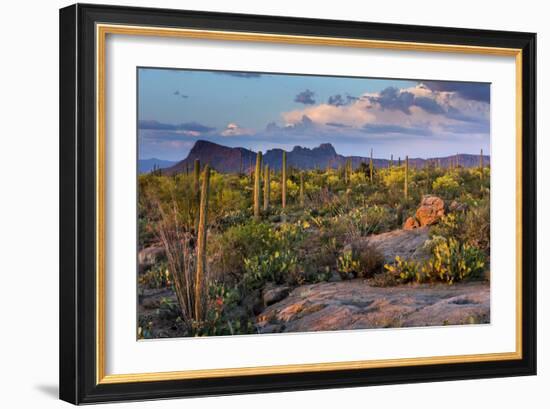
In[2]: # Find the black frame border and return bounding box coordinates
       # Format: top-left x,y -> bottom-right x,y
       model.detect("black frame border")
59,3 -> 536,404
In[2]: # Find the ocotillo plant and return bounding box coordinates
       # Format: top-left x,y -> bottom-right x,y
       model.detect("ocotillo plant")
253,151 -> 262,220
281,151 -> 287,209
369,148 -> 373,183
299,172 -> 305,207
404,155 -> 409,201
263,164 -> 270,212
194,164 -> 210,322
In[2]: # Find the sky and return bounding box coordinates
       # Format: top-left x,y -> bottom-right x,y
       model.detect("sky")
138,68 -> 490,161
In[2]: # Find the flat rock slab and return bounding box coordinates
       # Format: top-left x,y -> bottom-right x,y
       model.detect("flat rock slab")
256,280 -> 489,333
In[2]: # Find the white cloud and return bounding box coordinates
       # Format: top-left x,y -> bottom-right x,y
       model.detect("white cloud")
220,122 -> 255,136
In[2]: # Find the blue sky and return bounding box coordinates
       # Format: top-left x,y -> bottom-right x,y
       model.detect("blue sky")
138,68 -> 490,161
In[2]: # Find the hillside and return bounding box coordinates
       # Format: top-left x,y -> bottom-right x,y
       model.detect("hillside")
161,140 -> 489,174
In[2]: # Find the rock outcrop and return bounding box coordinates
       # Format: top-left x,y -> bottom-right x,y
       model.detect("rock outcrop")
256,281 -> 489,333
404,195 -> 445,230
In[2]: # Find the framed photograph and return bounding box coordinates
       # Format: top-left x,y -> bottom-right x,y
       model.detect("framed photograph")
59,3 -> 536,404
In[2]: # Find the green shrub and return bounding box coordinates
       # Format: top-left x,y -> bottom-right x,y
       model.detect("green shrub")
432,173 -> 461,198
138,263 -> 171,289
431,199 -> 490,255
224,221 -> 308,289
337,250 -> 361,279
337,245 -> 384,280
424,236 -> 486,283
384,256 -> 425,283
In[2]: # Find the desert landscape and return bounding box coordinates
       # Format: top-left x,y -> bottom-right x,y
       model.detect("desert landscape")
137,140 -> 490,338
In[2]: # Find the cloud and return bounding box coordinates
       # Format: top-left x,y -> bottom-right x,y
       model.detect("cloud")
422,81 -> 490,103
280,82 -> 489,139
327,94 -> 345,106
266,115 -> 315,133
173,90 -> 189,98
327,94 -> 358,107
362,123 -> 432,136
326,122 -> 351,128
138,120 -> 215,133
215,71 -> 262,78
413,96 -> 445,114
220,122 -> 255,136
367,87 -> 416,114
294,89 -> 316,105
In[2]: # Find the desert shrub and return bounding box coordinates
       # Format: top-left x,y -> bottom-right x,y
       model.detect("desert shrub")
432,173 -> 461,198
381,167 -> 405,188
242,222 -> 306,289
384,256 -> 425,283
384,236 -> 486,285
214,208 -> 252,230
139,263 -> 172,289
212,221 -> 275,278
337,250 -> 361,279
463,200 -> 490,254
356,245 -> 385,278
431,199 -> 490,255
337,245 -> 384,280
191,281 -> 254,337
338,205 -> 396,239
423,236 -> 486,283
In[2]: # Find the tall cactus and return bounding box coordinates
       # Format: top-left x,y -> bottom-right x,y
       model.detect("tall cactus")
404,155 -> 409,201
281,151 -> 287,209
299,171 -> 305,207
479,148 -> 484,181
390,154 -> 393,168
253,151 -> 262,220
398,156 -> 401,167
369,148 -> 373,183
263,164 -> 270,212
193,159 -> 200,193
193,159 -> 201,233
194,164 -> 210,321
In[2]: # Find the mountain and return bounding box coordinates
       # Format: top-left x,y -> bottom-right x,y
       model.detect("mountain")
139,158 -> 177,174
163,140 -> 490,175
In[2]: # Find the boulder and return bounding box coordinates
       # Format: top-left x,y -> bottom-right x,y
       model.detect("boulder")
449,200 -> 468,213
138,246 -> 165,273
344,227 -> 430,264
262,284 -> 290,307
415,195 -> 445,226
403,216 -> 420,230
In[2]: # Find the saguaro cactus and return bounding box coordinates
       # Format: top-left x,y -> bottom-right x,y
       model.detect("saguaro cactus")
263,164 -> 270,211
193,159 -> 201,232
369,148 -> 373,183
479,149 -> 484,181
404,155 -> 409,200
299,172 -> 305,207
194,164 -> 210,321
253,151 -> 262,219
390,154 -> 393,168
398,157 -> 401,167
281,151 -> 287,209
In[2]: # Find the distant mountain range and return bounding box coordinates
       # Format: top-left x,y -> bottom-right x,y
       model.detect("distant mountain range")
138,158 -> 177,174
146,140 -> 489,175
